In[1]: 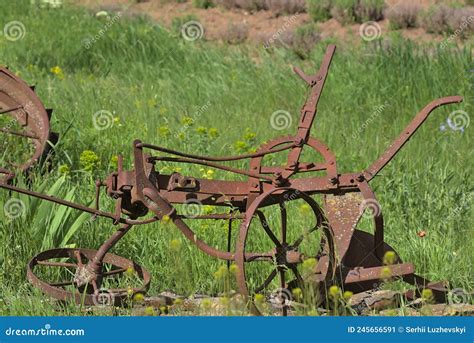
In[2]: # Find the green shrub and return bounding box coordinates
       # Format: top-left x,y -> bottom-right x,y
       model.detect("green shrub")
420,5 -> 452,34
220,0 -> 266,11
171,14 -> 200,35
292,23 -> 321,58
330,0 -> 384,23
193,0 -> 215,8
355,0 -> 385,22
386,2 -> 420,29
223,22 -> 249,44
306,0 -> 332,22
421,5 -> 473,37
264,0 -> 306,15
330,0 -> 357,24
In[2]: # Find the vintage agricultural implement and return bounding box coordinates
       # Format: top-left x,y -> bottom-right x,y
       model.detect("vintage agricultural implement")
0,45 -> 464,315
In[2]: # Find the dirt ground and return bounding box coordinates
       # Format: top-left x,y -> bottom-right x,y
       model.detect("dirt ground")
72,0 -> 463,45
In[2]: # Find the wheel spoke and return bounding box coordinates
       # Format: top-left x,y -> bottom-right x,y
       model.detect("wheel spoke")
280,201 -> 287,244
293,224 -> 318,247
50,280 -> 75,287
0,127 -> 38,139
102,268 -> 127,277
279,268 -> 288,316
0,105 -> 23,114
245,252 -> 274,262
289,264 -> 304,285
91,280 -> 99,293
256,211 -> 281,247
37,261 -> 77,268
254,269 -> 277,294
73,250 -> 85,268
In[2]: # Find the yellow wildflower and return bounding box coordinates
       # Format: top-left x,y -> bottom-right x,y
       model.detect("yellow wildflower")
234,140 -> 247,152
144,306 -> 155,316
110,155 -> 118,167
254,293 -> 265,303
79,150 -> 99,172
208,128 -> 219,138
302,257 -> 317,273
133,293 -> 145,303
159,126 -> 170,137
220,297 -> 230,306
329,285 -> 340,299
147,98 -> 157,108
181,116 -> 194,126
343,291 -> 353,300
203,205 -> 214,214
50,66 -> 64,79
421,289 -> 434,303
201,298 -> 212,309
380,266 -> 392,279
125,266 -> 135,277
229,263 -> 238,274
170,239 -> 182,251
162,214 -> 171,224
196,126 -> 207,134
383,251 -> 397,265
292,288 -> 302,301
58,164 -> 70,175
243,129 -> 256,141
299,203 -> 311,213
213,265 -> 228,279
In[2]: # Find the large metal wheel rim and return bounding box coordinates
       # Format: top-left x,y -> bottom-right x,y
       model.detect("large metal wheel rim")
0,67 -> 56,182
235,187 -> 335,316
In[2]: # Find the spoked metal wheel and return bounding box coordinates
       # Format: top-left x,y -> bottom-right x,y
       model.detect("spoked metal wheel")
235,187 -> 335,316
27,248 -> 150,306
0,67 -> 57,182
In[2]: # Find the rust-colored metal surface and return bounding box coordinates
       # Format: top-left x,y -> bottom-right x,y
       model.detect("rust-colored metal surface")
0,67 -> 58,183
0,45 -> 465,315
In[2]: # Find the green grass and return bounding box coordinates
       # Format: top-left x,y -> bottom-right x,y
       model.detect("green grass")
0,1 -> 472,315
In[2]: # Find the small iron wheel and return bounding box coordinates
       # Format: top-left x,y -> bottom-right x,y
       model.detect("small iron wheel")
27,248 -> 150,307
235,187 -> 335,316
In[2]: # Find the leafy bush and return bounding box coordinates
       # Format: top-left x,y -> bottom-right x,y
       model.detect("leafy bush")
193,0 -> 215,9
223,22 -> 249,44
214,0 -> 234,9
279,23 -> 321,58
264,0 -> 306,15
447,7 -> 474,38
386,2 -> 421,29
355,0 -> 385,22
171,14 -> 200,35
306,0 -> 332,22
330,0 -> 358,24
421,5 -> 474,37
420,5 -> 453,33
215,0 -> 266,11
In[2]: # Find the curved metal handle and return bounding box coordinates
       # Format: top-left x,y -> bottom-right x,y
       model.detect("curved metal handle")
364,95 -> 463,181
